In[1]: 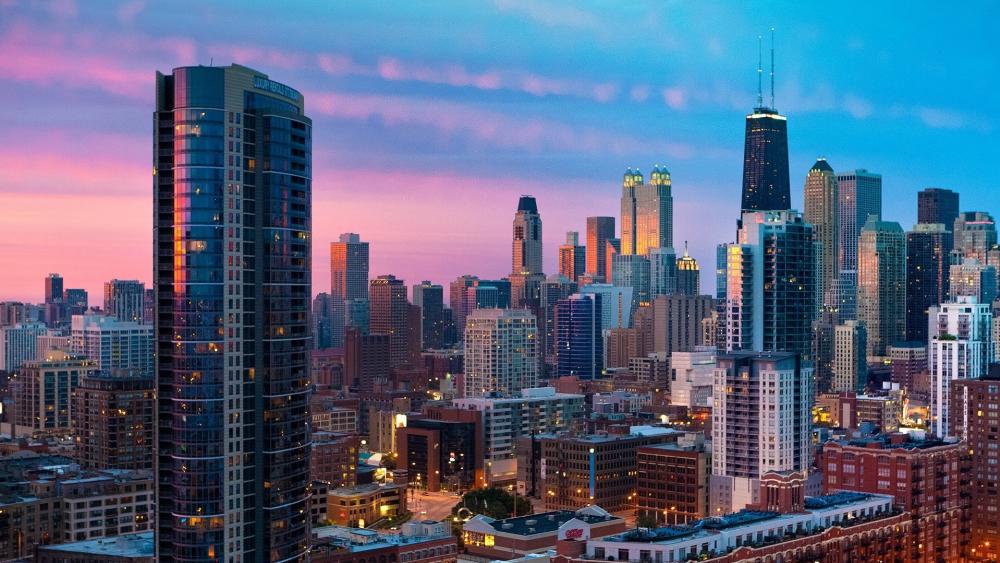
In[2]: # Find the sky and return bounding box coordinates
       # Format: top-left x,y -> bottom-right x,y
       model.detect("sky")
1,0 -> 998,303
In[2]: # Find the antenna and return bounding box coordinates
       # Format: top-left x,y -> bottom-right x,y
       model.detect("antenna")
770,28 -> 775,109
756,35 -> 763,108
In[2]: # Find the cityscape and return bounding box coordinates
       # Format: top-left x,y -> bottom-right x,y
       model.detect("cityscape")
1,2 -> 999,563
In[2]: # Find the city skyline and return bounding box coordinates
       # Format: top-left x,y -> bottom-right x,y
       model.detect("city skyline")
2,2 -> 1000,304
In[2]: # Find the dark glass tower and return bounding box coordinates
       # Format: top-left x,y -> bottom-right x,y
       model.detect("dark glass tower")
154,65 -> 312,562
740,107 -> 790,212
554,293 -> 602,379
906,224 -> 953,342
917,187 -> 960,227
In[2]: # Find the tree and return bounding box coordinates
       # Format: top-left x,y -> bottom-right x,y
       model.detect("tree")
452,487 -> 532,520
635,514 -> 658,529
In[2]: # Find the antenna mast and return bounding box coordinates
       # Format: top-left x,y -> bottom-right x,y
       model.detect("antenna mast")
770,28 -> 775,109
756,36 -> 763,108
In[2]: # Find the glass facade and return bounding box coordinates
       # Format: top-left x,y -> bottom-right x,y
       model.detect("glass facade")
155,65 -> 311,563
741,109 -> 790,212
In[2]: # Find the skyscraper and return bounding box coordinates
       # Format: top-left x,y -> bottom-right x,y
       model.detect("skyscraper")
154,64 -> 312,562
717,210 -> 816,357
71,314 -> 154,374
312,292 -> 333,349
740,45 -> 790,213
585,216 -> 615,282
949,258 -> 998,304
620,166 -> 673,255
554,293 -> 602,379
64,288 -> 89,316
558,231 -> 586,283
929,297 -> 994,437
75,371 -> 155,471
611,253 -> 650,307
464,308 -> 538,397
449,274 -> 478,336
954,211 -> 997,264
103,279 -> 146,323
512,195 -> 543,275
802,158 -> 838,311
836,169 -> 882,321
857,217 -> 907,357
648,246 -> 677,297
44,273 -> 63,304
330,233 -> 370,348
917,187 -> 959,226
412,280 -> 445,350
906,223 -> 953,342
832,320 -> 867,393
539,274 -> 577,373
579,283 -> 633,330
675,242 -> 700,296
710,352 -> 812,514
369,275 -> 410,367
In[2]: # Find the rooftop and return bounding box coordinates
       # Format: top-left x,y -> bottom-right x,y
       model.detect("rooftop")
39,531 -> 153,557
481,509 -> 619,537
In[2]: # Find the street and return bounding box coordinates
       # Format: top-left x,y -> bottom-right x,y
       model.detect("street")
407,489 -> 463,522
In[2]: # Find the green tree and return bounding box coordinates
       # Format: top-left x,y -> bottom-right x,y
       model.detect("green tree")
451,487 -> 531,520
635,514 -> 658,528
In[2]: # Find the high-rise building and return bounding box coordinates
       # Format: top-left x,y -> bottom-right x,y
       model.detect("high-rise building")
449,274 -> 478,336
369,275 -> 410,367
812,312 -> 836,394
464,308 -> 537,397
954,211 -> 997,264
555,293 -> 602,379
0,322 -> 47,372
605,238 -> 620,283
579,283 -> 633,330
44,273 -> 63,304
539,274 -> 577,371
740,92 -> 790,212
330,233 -> 370,348
650,294 -> 714,356
710,352 -> 812,514
917,187 -> 960,226
344,327 -> 390,394
950,365 -> 1000,559
611,253 -> 650,307
835,169 -> 882,322
465,278 -> 512,310
621,166 -> 673,256
345,297 -> 369,334
888,342 -> 927,394
832,320 -> 867,393
675,242 -> 699,296
906,223 -> 953,342
70,314 -> 154,374
74,371 -> 155,470
11,350 -> 94,436
558,231 -> 586,283
154,65 -> 312,561
857,217 -> 906,357
103,279 -> 146,323
64,288 -> 89,316
949,258 -> 998,304
669,347 -> 717,408
648,247 -> 677,297
802,158 -> 838,310
928,297 -> 994,437
585,217 -> 615,282
717,210 -> 816,357
312,292 -> 333,349
512,195 -> 543,275
412,281 -> 445,350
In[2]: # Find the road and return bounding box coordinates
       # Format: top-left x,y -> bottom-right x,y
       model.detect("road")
407,489 -> 462,522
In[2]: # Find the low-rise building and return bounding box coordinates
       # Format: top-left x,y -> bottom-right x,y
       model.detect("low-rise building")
312,405 -> 359,434
35,531 -> 154,562
636,433 -> 711,526
326,483 -> 406,528
311,432 -> 360,489
463,506 -> 626,560
312,520 -> 457,563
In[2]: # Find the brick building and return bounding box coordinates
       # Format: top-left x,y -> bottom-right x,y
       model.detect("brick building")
312,520 -> 457,563
311,432 -> 359,489
636,434 -> 711,526
73,371 -> 154,470
462,505 -> 625,560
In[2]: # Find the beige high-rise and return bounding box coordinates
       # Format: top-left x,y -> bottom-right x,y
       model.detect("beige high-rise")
857,217 -> 907,357
803,159 -> 838,311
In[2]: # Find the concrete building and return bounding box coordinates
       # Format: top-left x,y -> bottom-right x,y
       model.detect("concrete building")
344,327 -> 390,393
369,275 -> 411,368
11,350 -> 94,437
585,217 -> 615,283
954,211 -> 997,264
463,506 -> 625,561
311,432 -> 359,490
669,347 -> 716,409
103,279 -> 146,324
325,483 -> 406,528
74,371 -> 155,470
578,284 -> 633,330
464,308 -> 538,397
330,233 -> 370,348
70,314 -> 153,374
949,257 -> 998,304
857,217 -> 907,357
710,353 -> 812,515
888,342 -> 927,395
454,387 -> 585,484
651,294 -> 714,356
397,406 -> 484,492
803,159 -> 839,311
831,320 -> 867,393
928,297 -> 994,437
0,322 -> 47,372
559,231 -> 587,283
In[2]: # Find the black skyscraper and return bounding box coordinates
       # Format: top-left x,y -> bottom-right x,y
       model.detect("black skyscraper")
906,224 -> 953,342
741,35 -> 790,212
917,187 -> 960,227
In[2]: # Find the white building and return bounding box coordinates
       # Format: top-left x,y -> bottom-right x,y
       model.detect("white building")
929,296 -> 994,437
832,320 -> 867,393
464,308 -> 538,398
70,314 -> 153,375
669,347 -> 716,408
454,386 -> 584,482
0,322 -> 47,372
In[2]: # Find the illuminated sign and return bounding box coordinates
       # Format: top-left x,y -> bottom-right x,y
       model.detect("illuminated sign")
564,528 -> 584,539
253,76 -> 301,102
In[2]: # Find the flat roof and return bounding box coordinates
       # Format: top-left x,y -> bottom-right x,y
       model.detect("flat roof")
40,531 -> 153,557
486,510 -> 618,536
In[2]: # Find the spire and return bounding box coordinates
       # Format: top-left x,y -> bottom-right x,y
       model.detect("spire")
756,35 -> 763,108
770,28 -> 776,110
683,240 -> 690,258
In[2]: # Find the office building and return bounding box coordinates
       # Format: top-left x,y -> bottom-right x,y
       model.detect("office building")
675,243 -> 700,296
710,352 -> 812,514
812,312 -> 836,394
103,279 -> 146,323
928,297 -> 994,437
310,432 -> 359,490
651,294 -> 714,356
11,350 -> 94,436
835,169 -> 881,322
611,253 -> 650,307
331,233 -> 370,348
454,387 -> 585,484
74,371 -> 155,470
464,308 -> 538,397
448,274 -> 478,336
857,217 -> 906,357
906,223 -> 953,342
344,327 -> 390,393
950,365 -> 1000,559
0,322 -> 47,371
821,434 -> 969,561
70,314 -> 154,374
312,293 -> 334,349
832,320 -> 867,393
369,275 -> 410,367
585,217 -> 615,282
412,280 -> 445,350
154,64 -> 312,561
555,293 -> 602,379
345,297 -> 369,333
740,86 -> 790,212
540,274 -> 578,371
648,247 -> 677,297
312,521 -> 456,563
802,158 -> 839,310
717,210 -> 816,357
604,237 -> 621,282
396,406 -> 484,492
579,283 -> 633,330
44,273 -> 63,304
949,257 -> 998,304
36,331 -> 71,359
559,231 -> 586,283
512,195 -> 543,275
64,288 -> 89,316
637,435 -> 712,526
917,187 -> 959,226
620,166 -> 673,256
954,211 -> 997,264
888,342 -> 927,394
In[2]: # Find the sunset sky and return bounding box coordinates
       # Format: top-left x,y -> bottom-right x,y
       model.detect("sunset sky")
1,0 -> 998,302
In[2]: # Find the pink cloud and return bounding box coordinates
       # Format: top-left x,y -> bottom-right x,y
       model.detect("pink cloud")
662,87 -> 687,110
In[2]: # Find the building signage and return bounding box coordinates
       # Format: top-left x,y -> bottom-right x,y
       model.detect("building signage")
564,528 -> 584,539
253,76 -> 301,102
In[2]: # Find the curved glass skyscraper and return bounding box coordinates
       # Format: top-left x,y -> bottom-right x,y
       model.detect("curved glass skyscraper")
154,64 -> 312,562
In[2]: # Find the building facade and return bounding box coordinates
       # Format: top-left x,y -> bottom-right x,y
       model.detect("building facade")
74,372 -> 155,470
857,217 -> 906,357
103,279 -> 147,324
831,320 -> 867,393
11,350 -> 94,436
917,187 -> 959,227
803,158 -> 839,310
330,233 -> 370,348
906,223 -> 953,342
70,314 -> 154,374
464,308 -> 538,397
620,167 -> 673,256
559,232 -> 586,283
555,293 -> 602,379
585,217 -> 615,282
